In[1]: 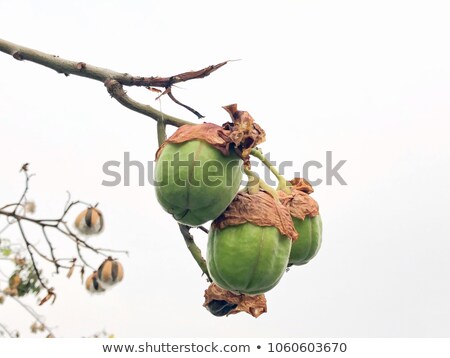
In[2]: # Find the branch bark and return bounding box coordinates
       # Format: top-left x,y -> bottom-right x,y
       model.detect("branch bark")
104,79 -> 194,127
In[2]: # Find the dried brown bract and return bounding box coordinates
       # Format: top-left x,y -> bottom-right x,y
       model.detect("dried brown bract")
204,283 -> 267,318
155,104 -> 265,164
213,190 -> 298,241
222,104 -> 266,161
279,178 -> 319,220
155,123 -> 231,159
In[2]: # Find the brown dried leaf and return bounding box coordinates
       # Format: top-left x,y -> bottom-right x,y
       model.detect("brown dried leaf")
9,274 -> 21,289
66,259 -> 76,279
279,178 -> 319,220
155,123 -> 231,159
39,289 -> 56,306
289,178 -> 314,194
222,104 -> 266,160
204,283 -> 267,318
155,105 -> 265,164
213,190 -> 298,241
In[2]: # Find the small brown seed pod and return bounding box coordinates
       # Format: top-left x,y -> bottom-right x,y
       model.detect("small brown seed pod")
97,257 -> 124,287
74,207 -> 104,235
203,283 -> 267,318
85,271 -> 105,294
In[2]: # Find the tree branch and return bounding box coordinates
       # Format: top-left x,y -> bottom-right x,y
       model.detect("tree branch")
0,322 -> 15,338
178,224 -> 211,282
104,79 -> 194,126
0,37 -> 227,127
0,168 -> 127,293
9,296 -> 55,337
0,269 -> 54,337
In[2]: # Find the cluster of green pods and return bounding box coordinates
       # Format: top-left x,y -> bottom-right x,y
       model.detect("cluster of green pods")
155,115 -> 322,314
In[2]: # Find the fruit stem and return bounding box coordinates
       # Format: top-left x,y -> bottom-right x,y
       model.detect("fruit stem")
250,149 -> 290,193
244,168 -> 260,194
178,224 -> 212,282
244,168 -> 280,201
157,118 -> 167,146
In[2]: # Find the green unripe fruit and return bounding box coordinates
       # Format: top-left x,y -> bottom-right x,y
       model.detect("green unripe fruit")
289,215 -> 322,266
206,191 -> 297,295
280,178 -> 323,267
154,125 -> 243,226
207,223 -> 292,295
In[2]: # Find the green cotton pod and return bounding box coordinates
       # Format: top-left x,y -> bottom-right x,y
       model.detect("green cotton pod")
279,178 -> 323,267
154,139 -> 243,226
289,215 -> 322,266
207,223 -> 292,295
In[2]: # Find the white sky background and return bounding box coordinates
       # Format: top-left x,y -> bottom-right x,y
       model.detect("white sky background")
0,0 -> 449,337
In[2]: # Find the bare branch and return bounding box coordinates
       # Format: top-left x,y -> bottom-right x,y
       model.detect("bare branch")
0,37 -> 227,126
0,322 -> 15,338
41,227 -> 59,273
0,168 -> 127,294
9,296 -> 55,337
0,38 -> 227,87
16,220 -> 49,291
104,79 -> 194,126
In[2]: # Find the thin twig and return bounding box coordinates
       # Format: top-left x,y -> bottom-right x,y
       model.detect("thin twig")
0,322 -> 14,338
9,296 -> 55,337
0,169 -> 127,295
13,169 -> 31,215
42,227 -> 60,273
16,220 -> 49,291
105,79 -> 194,126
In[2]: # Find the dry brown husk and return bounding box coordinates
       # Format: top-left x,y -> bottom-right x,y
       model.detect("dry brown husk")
155,104 -> 265,162
279,178 -> 320,220
204,283 -> 267,318
212,190 -> 298,241
155,122 -> 229,159
222,104 -> 266,160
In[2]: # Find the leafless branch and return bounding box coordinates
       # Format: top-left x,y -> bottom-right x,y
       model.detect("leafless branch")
0,166 -> 127,297
0,37 -> 227,126
9,296 -> 55,337
0,269 -> 54,337
0,322 -> 15,338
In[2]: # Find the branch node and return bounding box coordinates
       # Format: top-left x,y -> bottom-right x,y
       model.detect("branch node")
76,62 -> 87,71
12,51 -> 23,61
104,79 -> 125,98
